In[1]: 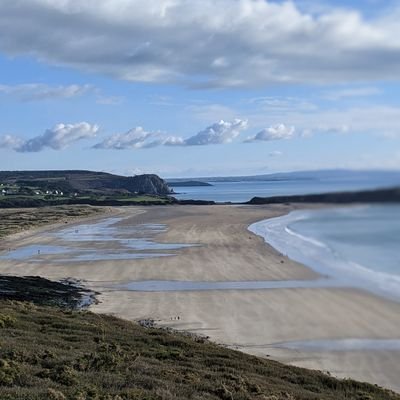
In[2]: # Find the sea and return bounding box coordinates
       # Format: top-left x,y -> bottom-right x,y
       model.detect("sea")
249,205 -> 400,301
171,170 -> 400,203
172,170 -> 400,301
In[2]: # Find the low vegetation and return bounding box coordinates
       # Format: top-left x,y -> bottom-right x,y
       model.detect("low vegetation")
0,299 -> 398,400
0,206 -> 104,238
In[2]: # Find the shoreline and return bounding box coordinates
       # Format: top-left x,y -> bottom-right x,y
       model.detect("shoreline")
0,204 -> 399,392
248,205 -> 400,303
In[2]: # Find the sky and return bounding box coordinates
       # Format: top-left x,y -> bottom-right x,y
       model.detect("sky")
1,0 -> 400,178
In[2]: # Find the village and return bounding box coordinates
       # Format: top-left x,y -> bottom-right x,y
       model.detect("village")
0,182 -> 68,197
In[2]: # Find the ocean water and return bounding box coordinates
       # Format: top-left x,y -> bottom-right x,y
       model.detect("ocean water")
172,171 -> 400,202
249,205 -> 400,301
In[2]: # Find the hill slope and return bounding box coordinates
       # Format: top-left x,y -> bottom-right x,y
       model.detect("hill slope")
0,299 -> 398,400
0,170 -> 172,196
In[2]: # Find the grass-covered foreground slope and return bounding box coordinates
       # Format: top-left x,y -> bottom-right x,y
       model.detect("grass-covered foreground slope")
0,301 -> 398,400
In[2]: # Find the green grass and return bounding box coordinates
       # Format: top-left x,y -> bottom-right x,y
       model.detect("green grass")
0,301 -> 398,400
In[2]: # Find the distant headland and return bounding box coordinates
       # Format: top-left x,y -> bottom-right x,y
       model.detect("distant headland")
0,170 -> 173,207
167,180 -> 213,187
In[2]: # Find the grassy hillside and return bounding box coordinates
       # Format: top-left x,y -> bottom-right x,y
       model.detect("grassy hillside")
0,300 -> 398,400
0,170 -> 172,196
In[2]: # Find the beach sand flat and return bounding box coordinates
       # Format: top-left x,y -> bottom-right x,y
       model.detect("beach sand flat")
1,205 -> 399,392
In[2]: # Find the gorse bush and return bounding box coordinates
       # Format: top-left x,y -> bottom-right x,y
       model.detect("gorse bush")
0,314 -> 16,328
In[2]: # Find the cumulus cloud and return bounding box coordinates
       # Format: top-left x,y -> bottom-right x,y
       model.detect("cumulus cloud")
93,119 -> 248,150
0,83 -> 92,102
0,134 -> 24,150
1,1 -> 400,87
0,122 -> 99,152
93,127 -> 159,149
176,119 -> 248,146
246,124 -> 295,142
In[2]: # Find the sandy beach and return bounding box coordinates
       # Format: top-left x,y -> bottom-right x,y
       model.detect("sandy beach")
1,204 -> 399,392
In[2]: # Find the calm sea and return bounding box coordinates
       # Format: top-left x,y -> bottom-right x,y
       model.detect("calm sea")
172,172 -> 400,202
249,205 -> 400,301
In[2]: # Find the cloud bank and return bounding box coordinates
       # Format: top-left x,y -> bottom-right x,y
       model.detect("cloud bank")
1,1 -> 400,87
0,119 -> 285,153
0,122 -> 99,152
93,119 -> 248,149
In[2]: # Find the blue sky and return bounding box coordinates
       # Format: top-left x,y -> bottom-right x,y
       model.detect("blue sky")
1,0 -> 400,177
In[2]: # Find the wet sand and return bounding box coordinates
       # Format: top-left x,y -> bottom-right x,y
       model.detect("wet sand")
0,204 -> 399,392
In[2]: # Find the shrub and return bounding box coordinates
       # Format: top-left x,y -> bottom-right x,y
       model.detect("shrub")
0,314 -> 16,329
47,388 -> 67,400
0,359 -> 19,386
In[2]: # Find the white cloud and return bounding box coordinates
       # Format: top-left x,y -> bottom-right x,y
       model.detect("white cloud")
1,1 -> 400,87
246,124 -> 295,142
0,134 -> 24,149
0,83 -> 92,101
161,136 -> 186,147
93,119 -> 248,149
0,122 -> 99,152
93,127 -> 159,149
178,119 -> 248,146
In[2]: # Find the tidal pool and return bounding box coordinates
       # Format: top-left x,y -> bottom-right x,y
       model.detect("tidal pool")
0,245 -> 68,260
115,278 -> 343,292
0,217 -> 197,263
